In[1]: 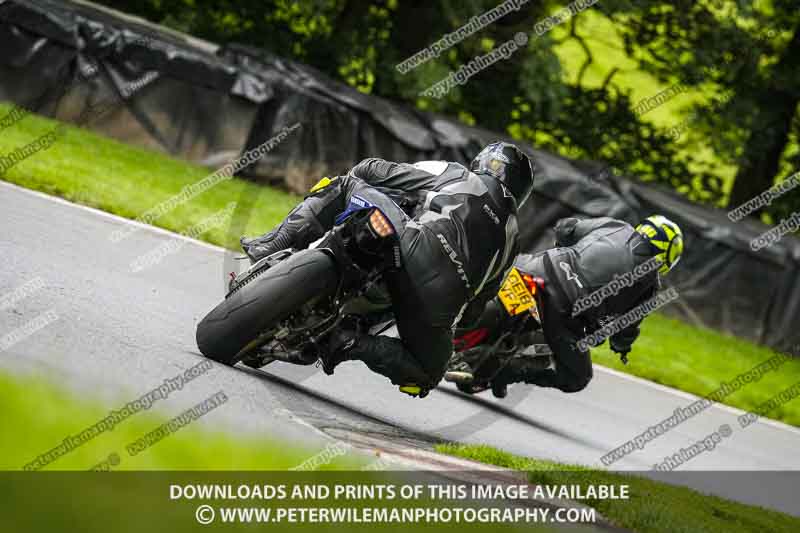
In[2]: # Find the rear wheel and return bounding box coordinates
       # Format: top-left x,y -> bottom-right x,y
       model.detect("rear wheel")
196,249 -> 339,365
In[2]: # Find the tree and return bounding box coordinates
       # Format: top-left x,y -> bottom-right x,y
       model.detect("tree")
96,0 -> 800,221
604,0 -> 800,215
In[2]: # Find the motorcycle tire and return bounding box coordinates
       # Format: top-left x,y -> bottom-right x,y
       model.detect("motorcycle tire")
196,249 -> 339,365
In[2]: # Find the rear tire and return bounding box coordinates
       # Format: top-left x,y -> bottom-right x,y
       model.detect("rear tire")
196,249 -> 339,365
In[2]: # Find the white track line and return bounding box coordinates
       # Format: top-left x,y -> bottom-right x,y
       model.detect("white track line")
0,180 -> 228,254
595,365 -> 800,436
6,179 -> 800,438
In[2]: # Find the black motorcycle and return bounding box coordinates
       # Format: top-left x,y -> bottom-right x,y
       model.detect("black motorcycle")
445,267 -> 553,398
195,191 -> 422,393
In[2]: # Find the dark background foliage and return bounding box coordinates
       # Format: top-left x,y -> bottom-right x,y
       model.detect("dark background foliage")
98,0 -> 800,223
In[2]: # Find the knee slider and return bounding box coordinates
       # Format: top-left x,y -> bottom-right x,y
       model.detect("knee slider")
562,374 -> 591,393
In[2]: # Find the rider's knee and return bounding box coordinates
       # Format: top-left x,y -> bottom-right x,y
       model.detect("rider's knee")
560,373 -> 592,393
563,354 -> 593,392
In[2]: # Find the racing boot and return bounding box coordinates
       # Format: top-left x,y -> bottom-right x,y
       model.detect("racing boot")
241,175 -> 347,263
491,356 -> 551,398
319,320 -> 362,375
328,335 -> 434,397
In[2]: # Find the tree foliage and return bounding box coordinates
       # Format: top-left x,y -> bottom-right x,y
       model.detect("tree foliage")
98,0 -> 800,222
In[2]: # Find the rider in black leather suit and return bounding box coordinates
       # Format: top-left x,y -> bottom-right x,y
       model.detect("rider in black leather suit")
450,215 -> 683,396
240,142 -> 536,394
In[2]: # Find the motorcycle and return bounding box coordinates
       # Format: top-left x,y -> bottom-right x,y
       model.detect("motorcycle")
196,188 -> 552,399
446,266 -> 554,398
195,190 -> 427,394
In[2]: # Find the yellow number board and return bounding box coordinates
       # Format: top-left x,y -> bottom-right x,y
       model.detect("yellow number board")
498,267 -> 538,318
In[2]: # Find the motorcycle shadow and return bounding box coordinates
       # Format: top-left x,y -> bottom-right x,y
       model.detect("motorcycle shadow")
436,384 -> 609,452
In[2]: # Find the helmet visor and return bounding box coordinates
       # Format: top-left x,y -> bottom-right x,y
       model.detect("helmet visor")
471,143 -> 510,179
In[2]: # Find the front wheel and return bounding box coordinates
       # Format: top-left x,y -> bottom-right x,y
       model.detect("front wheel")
196,249 -> 339,365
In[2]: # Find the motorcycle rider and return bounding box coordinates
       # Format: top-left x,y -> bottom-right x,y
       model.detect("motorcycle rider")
447,215 -> 684,397
240,142 -> 535,396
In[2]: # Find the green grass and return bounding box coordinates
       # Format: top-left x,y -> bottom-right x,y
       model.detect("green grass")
550,8 -> 741,196
591,314 -> 800,426
0,369 -> 363,470
2,102 -> 800,429
0,102 -> 300,250
0,370 -> 541,533
437,443 -> 800,533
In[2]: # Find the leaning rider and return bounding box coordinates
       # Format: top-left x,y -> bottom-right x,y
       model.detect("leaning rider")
448,215 -> 684,397
241,143 -> 536,396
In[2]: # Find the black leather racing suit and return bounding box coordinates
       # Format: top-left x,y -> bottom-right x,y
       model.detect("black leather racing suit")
245,158 -> 520,390
482,217 -> 661,392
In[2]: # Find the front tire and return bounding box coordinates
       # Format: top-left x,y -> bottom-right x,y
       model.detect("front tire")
196,249 -> 339,365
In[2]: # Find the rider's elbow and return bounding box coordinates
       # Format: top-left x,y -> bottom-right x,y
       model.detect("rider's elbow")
351,157 -> 383,179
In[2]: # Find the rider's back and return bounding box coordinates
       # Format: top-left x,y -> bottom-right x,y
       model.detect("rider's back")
352,158 -> 519,298
554,217 -> 659,322
410,162 -> 518,296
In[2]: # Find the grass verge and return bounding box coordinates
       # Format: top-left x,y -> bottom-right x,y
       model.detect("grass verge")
2,103 -> 800,427
0,102 -> 300,250
0,369 -> 362,470
0,370 -> 541,533
591,315 -> 800,426
438,443 -> 800,533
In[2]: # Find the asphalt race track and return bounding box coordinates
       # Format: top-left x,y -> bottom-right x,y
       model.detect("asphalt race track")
2,181 -> 799,516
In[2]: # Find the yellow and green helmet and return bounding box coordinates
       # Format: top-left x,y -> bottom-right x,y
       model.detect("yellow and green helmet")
635,215 -> 684,274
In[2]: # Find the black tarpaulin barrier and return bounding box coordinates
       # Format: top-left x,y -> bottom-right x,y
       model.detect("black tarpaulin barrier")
0,0 -> 266,169
0,0 -> 798,353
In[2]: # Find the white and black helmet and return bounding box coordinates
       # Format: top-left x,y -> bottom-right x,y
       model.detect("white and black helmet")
470,141 -> 536,207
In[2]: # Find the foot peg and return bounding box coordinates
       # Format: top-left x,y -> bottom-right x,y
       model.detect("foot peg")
444,370 -> 474,385
241,354 -> 275,370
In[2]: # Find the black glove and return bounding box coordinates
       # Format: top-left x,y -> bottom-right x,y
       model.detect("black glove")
610,338 -> 632,365
328,319 -> 361,355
